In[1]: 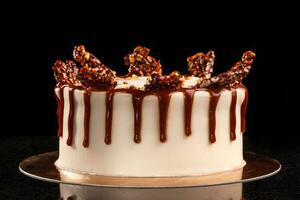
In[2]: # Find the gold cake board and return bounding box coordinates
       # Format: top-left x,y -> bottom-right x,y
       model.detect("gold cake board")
19,151 -> 281,188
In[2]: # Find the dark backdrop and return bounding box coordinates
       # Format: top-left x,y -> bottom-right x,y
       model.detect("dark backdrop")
3,2 -> 298,144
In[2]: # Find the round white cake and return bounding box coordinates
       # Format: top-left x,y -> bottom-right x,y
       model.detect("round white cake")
52,45 -> 255,178
54,78 -> 247,177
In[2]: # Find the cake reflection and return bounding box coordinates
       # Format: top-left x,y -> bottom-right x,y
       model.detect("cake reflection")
59,183 -> 243,200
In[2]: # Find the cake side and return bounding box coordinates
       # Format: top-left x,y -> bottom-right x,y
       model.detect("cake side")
54,86 -> 246,177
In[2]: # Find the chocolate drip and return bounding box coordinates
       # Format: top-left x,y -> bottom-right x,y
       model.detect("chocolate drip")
56,86 -> 247,145
208,90 -> 221,143
157,92 -> 171,142
83,91 -> 91,147
182,89 -> 195,136
55,87 -> 65,137
132,93 -> 144,143
105,92 -> 114,144
230,89 -> 237,141
241,89 -> 248,133
67,88 -> 75,146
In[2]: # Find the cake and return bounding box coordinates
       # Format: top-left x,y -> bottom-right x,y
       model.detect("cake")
52,45 -> 255,177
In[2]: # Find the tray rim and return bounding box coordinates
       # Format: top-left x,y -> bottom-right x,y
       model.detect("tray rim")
19,151 -> 281,188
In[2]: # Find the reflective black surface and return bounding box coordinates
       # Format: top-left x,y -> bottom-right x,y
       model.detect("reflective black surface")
58,183 -> 244,199
1,135 -> 299,199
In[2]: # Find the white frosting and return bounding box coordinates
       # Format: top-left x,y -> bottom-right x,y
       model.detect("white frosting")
115,77 -> 149,89
55,84 -> 246,177
182,76 -> 199,88
115,76 -> 199,89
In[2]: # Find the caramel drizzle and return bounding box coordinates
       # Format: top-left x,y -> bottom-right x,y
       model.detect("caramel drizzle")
83,91 -> 91,147
182,89 -> 195,136
131,91 -> 172,143
132,93 -> 144,143
157,92 -> 171,142
208,90 -> 221,143
241,89 -> 248,133
105,91 -> 114,144
67,88 -> 75,146
56,86 -> 244,145
230,89 -> 237,140
55,87 -> 64,137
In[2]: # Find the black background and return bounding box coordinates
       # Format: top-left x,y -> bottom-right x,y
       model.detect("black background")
1,2 -> 299,199
4,2 -> 298,145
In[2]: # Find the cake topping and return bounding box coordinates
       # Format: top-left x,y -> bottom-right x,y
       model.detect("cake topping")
187,51 -> 215,88
187,50 -> 215,77
74,45 -> 117,90
77,64 -> 117,90
124,46 -> 162,76
208,51 -> 256,88
73,45 -> 102,68
52,45 -> 116,89
52,46 -> 255,90
52,60 -> 81,86
145,71 -> 183,90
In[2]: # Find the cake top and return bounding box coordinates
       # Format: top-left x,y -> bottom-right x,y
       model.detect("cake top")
52,45 -> 255,90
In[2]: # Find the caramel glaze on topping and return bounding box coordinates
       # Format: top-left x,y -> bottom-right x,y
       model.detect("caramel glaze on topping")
73,45 -> 117,90
124,46 -> 162,76
52,60 -> 81,86
187,50 -> 215,87
145,71 -> 183,90
52,46 -> 255,90
208,51 -> 256,88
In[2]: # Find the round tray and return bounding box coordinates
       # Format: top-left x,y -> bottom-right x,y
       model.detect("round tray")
19,151 -> 280,188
